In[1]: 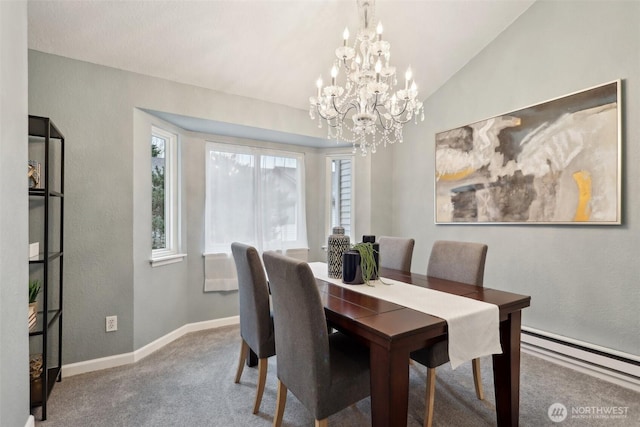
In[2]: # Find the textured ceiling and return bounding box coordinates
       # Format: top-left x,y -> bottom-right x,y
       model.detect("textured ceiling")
28,0 -> 535,112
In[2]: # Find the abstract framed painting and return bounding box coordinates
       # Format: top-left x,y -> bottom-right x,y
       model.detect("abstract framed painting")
435,80 -> 621,225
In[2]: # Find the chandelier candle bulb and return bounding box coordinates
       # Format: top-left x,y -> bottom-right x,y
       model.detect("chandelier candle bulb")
316,77 -> 322,98
343,27 -> 349,46
376,21 -> 383,41
405,67 -> 412,90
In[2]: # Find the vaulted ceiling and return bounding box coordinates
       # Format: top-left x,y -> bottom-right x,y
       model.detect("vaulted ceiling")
28,0 -> 535,112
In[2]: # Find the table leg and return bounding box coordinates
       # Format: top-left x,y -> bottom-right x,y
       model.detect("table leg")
247,348 -> 258,367
369,342 -> 410,427
492,310 -> 522,427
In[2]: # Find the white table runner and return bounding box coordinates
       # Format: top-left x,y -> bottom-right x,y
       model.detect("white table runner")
309,262 -> 502,368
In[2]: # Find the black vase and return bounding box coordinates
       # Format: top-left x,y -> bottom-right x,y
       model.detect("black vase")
362,235 -> 380,280
342,250 -> 364,284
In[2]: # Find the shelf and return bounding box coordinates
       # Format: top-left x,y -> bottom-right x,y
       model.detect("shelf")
28,309 -> 62,337
30,367 -> 61,408
28,116 -> 64,140
28,115 -> 64,420
29,251 -> 63,264
29,188 -> 63,198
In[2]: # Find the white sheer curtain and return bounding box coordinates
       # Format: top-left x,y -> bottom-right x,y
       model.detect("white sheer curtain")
203,142 -> 308,291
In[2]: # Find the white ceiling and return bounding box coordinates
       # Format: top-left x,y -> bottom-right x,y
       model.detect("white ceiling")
28,0 -> 535,113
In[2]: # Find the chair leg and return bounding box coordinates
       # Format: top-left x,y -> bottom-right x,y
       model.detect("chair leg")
234,340 -> 249,383
253,358 -> 268,414
472,357 -> 484,400
315,419 -> 328,427
273,380 -> 287,427
424,367 -> 436,427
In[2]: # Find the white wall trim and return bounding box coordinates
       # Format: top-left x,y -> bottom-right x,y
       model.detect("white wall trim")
521,327 -> 640,392
24,415 -> 35,427
61,316 -> 239,377
150,253 -> 187,267
60,319 -> 640,394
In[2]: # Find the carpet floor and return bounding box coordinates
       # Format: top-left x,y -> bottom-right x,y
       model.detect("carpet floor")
34,325 -> 639,426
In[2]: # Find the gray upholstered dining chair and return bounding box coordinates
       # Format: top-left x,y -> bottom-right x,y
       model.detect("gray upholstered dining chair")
410,240 -> 488,427
378,236 -> 415,271
262,251 -> 371,427
231,242 -> 276,415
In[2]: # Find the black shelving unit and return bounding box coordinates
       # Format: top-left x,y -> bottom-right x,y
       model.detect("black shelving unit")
28,115 -> 64,420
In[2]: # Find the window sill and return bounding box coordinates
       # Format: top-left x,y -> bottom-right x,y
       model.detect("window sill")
150,253 -> 187,267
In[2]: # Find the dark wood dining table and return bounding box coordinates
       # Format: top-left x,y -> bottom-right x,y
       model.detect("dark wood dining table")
315,266 -> 531,427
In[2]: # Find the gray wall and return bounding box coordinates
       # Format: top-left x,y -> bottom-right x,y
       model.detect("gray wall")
27,50 -> 325,362
132,111 -> 190,349
392,1 -> 640,356
0,1 -> 30,425
28,50 -> 384,363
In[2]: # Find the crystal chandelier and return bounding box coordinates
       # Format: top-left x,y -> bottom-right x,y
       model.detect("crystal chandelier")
309,0 -> 424,156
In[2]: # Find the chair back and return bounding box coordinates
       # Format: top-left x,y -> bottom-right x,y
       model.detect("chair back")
284,247 -> 309,261
231,242 -> 274,358
262,251 -> 330,409
427,240 -> 488,286
378,236 -> 415,271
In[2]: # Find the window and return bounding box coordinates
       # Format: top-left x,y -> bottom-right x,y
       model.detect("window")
151,126 -> 181,263
203,142 -> 308,291
326,155 -> 354,240
205,143 -> 308,254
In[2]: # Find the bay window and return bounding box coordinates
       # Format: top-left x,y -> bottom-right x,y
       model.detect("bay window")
203,142 -> 308,291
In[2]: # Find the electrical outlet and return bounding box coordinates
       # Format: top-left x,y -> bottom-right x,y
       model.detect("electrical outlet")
106,315 -> 118,332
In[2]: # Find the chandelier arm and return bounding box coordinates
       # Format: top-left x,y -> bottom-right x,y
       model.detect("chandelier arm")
373,107 -> 396,131
315,107 -> 343,129
388,112 -> 412,125
390,98 -> 409,117
331,94 -> 360,117
387,99 -> 415,125
370,93 -> 396,131
314,98 -> 360,129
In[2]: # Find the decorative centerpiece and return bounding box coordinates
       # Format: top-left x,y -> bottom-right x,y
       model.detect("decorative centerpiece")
28,279 -> 41,331
28,160 -> 41,189
327,226 -> 350,278
362,235 -> 379,280
342,249 -> 363,284
29,353 -> 43,403
343,238 -> 379,286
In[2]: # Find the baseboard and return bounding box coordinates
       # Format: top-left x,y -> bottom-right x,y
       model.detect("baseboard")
59,318 -> 640,394
24,415 -> 34,427
521,327 -> 640,392
62,316 -> 239,377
